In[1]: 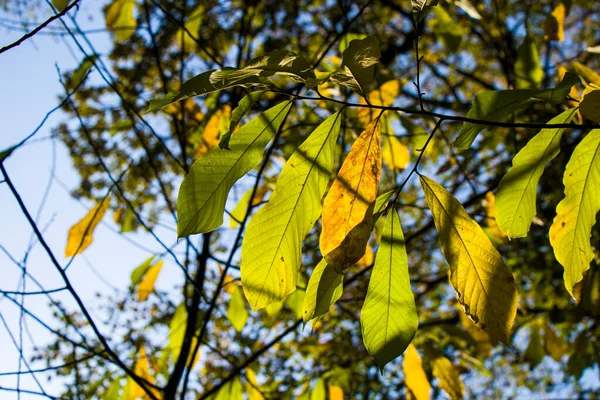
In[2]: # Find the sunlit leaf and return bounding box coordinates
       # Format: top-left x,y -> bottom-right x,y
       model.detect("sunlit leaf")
136,260 -> 163,302
177,101 -> 292,237
383,135 -> 410,171
514,35 -> 543,89
453,72 -> 579,149
458,305 -> 492,357
549,129 -> 600,296
412,0 -> 439,23
176,5 -> 204,51
573,61 -> 600,86
220,90 -> 266,149
338,33 -> 367,54
361,209 -> 417,369
320,121 -> 382,273
544,2 -> 566,41
130,256 -> 156,286
194,105 -> 231,158
105,0 -> 136,42
431,355 -> 464,400
311,378 -> 326,400
229,183 -> 269,228
453,0 -> 481,19
331,36 -> 380,96
403,344 -> 431,400
328,385 -> 344,400
104,377 -> 121,400
70,55 -> 97,88
496,108 -> 578,238
122,346 -> 158,400
241,112 -> 341,310
302,259 -> 343,324
215,376 -> 243,400
65,200 -> 108,257
579,83 -> 600,123
227,283 -> 249,332
419,175 -> 518,343
357,80 -> 401,125
246,369 -> 265,400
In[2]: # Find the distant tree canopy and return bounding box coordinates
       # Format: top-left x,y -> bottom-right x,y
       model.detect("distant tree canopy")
2,0 -> 600,399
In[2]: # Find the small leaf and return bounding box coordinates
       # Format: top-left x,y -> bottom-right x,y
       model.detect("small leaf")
194,105 -> 231,158
360,209 -> 418,370
220,90 -> 266,149
177,101 -> 292,237
357,80 -> 401,125
453,72 -> 579,149
338,33 -> 367,54
573,61 -> 600,86
403,344 -> 431,400
310,378 -> 326,400
302,259 -> 344,324
328,385 -> 344,400
65,200 -> 108,257
177,5 -> 204,51
579,84 -> 600,123
383,135 -> 410,171
122,346 -> 158,400
130,256 -> 156,286
431,356 -> 464,400
105,0 -> 136,42
525,324 -> 545,368
0,145 -> 17,164
241,112 -> 341,310
246,369 -> 265,400
52,0 -> 69,11
544,2 -> 566,41
227,283 -> 249,332
454,0 -> 481,20
496,108 -> 578,238
549,129 -> 600,296
320,121 -> 382,273
103,377 -> 121,400
136,260 -> 163,301
215,377 -> 243,400
332,36 -> 380,96
70,55 -> 97,88
544,322 -> 566,362
412,0 -> 439,23
429,6 -> 465,52
419,175 -> 518,343
514,35 -> 543,89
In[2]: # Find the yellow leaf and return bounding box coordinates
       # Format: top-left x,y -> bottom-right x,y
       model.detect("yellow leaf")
431,356 -> 464,400
573,62 -> 600,86
402,344 -> 431,400
458,305 -> 492,357
579,83 -> 600,123
328,385 -> 344,400
320,121 -> 382,273
544,2 -> 565,41
383,135 -> 410,170
419,175 -> 518,344
246,369 -> 265,400
136,260 -> 163,301
65,200 -> 108,257
483,192 -> 506,242
356,244 -> 374,267
195,105 -> 231,158
122,346 -> 158,400
357,80 -> 401,125
105,0 -> 136,42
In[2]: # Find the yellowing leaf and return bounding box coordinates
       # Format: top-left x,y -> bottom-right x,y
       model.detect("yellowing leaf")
246,369 -> 265,400
544,2 -> 565,41
303,259 -> 344,324
241,112 -> 341,310
65,200 -> 108,257
573,62 -> 600,86
328,385 -> 344,400
356,243 -> 374,267
311,378 -> 326,400
320,121 -> 382,273
215,376 -> 243,400
431,356 -> 464,400
195,106 -> 231,158
383,135 -> 410,170
360,209 -> 418,369
105,0 -> 136,42
136,260 -> 164,301
227,283 -> 248,332
550,129 -> 600,296
122,346 -> 157,400
160,302 -> 201,369
419,175 -> 518,343
403,344 -> 431,400
177,101 -> 292,237
496,108 -> 578,238
357,80 -> 401,125
482,192 -> 506,242
579,84 -> 600,123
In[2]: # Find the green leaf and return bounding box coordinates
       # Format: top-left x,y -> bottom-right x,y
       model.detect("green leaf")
302,259 -> 344,324
429,6 -> 464,52
550,129 -> 600,296
453,72 -> 579,149
52,0 -> 69,11
219,90 -> 266,149
177,101 -> 292,237
227,284 -> 249,332
109,119 -> 133,136
419,174 -> 518,344
284,287 -> 306,319
338,33 -> 367,54
240,112 -> 341,310
573,61 -> 600,86
215,377 -> 244,400
104,377 -> 122,400
514,35 -> 543,89
412,0 -> 439,23
70,55 -> 97,88
177,5 -> 204,51
105,0 -> 136,42
310,378 -> 326,400
360,209 -> 418,370
496,108 -> 578,238
331,36 -> 380,96
130,255 -> 156,286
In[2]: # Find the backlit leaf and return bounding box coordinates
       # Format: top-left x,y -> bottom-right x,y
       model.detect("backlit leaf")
65,200 -> 108,257
104,377 -> 121,400
579,84 -> 600,123
215,376 -> 243,400
549,129 -> 600,296
130,255 -> 156,286
136,260 -> 163,302
383,135 -> 410,171
328,385 -> 344,400
514,35 -> 543,89
176,5 -> 204,51
361,209 -> 417,369
429,6 -> 465,52
229,183 -> 269,228
544,2 -> 566,41
302,259 -> 343,324
246,369 -> 265,400
496,108 -> 578,238
431,356 -> 464,400
311,378 -> 326,400
403,344 -> 431,400
544,322 -> 566,362
419,175 -> 518,343
227,283 -> 249,332
241,112 -> 341,310
453,72 -> 579,149
573,61 -> 600,86
357,80 -> 401,125
122,346 -> 158,400
320,121 -> 382,273
525,323 -> 545,368
105,0 -> 136,42
220,90 -> 266,149
177,101 -> 292,237
193,106 -> 231,158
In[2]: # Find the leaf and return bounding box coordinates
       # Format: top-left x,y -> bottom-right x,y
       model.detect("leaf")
514,35 -> 543,89
320,121 -> 382,273
482,192 -> 506,243
136,260 -> 164,302
215,377 -> 243,400
403,344 -> 431,400
383,135 -> 410,171
103,377 -> 121,400
573,61 -> 600,86
65,200 -> 108,257
161,302 -> 202,369
544,322 -> 566,362
544,2 -> 566,41
454,0 -> 481,20
360,209 -> 418,369
495,108 -> 578,238
177,5 -> 204,51
338,33 -> 367,54
412,0 -> 439,23
579,84 -> 600,123
220,90 -> 266,149
105,0 -> 136,42
587,45 -> 600,54
429,6 -> 465,52
227,283 -> 249,332
419,175 -> 518,343
310,378 -> 326,400
332,36 -> 380,96
246,369 -> 265,400
549,129 -> 600,296
525,324 -> 545,368
194,105 -> 231,158
70,55 -> 97,88
130,255 -> 157,286
453,72 -> 579,149
241,112 -> 341,310
177,101 -> 292,237
109,119 -> 133,136
431,356 -> 464,400
229,183 -> 269,228
284,287 -> 306,319
302,259 -> 344,324
52,0 -> 69,11
458,305 -> 493,357
122,346 -> 158,400
328,385 -> 344,400
357,80 -> 401,125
